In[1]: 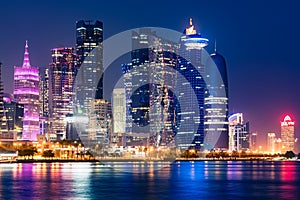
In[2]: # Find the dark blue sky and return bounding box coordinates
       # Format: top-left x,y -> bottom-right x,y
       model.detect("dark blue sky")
1,0 -> 300,148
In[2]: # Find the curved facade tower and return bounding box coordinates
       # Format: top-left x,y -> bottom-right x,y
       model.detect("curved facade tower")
205,47 -> 229,149
14,41 -> 39,141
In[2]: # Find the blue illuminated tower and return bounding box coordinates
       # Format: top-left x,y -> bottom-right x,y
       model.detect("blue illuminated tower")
175,18 -> 209,150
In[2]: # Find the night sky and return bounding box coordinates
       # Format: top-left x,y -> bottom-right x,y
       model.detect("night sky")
1,0 -> 300,149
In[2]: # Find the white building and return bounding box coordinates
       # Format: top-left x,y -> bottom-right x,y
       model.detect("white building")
228,113 -> 249,152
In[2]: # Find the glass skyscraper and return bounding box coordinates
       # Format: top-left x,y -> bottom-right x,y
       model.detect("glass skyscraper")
14,41 -> 40,141
204,47 -> 229,149
123,28 -> 177,147
75,20 -> 103,115
49,47 -> 77,140
175,19 -> 209,150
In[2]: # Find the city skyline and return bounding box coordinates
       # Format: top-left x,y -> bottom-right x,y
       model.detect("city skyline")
0,1 -> 300,148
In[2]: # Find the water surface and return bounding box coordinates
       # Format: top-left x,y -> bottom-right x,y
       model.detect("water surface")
0,161 -> 299,199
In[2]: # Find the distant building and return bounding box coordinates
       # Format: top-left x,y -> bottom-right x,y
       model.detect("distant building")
267,132 -> 276,154
49,47 -> 77,140
14,41 -> 39,141
228,113 -> 250,151
280,115 -> 295,153
250,132 -> 257,151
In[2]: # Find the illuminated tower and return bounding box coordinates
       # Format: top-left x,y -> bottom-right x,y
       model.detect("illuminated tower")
175,18 -> 209,150
76,20 -> 103,115
14,41 -> 40,141
206,42 -> 229,149
280,115 -> 295,153
49,47 -> 77,140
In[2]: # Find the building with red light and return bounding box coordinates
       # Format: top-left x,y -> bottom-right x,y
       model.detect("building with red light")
281,115 -> 295,153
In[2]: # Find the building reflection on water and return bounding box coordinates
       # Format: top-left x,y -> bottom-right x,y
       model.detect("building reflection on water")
0,161 -> 299,199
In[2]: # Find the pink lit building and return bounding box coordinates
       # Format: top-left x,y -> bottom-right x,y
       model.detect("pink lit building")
14,41 -> 39,141
281,115 -> 295,153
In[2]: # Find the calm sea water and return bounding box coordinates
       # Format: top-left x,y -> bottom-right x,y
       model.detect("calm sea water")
0,161 -> 299,200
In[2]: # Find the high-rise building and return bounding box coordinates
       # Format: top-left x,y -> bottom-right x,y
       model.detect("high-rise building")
123,28 -> 177,147
14,41 -> 39,141
49,47 -> 77,140
206,44 -> 229,149
175,19 -> 209,150
228,113 -> 250,151
280,115 -> 295,153
112,88 -> 126,134
267,132 -> 276,154
76,20 -> 103,115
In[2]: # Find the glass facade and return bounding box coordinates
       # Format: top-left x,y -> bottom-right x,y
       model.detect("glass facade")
204,51 -> 229,149
75,20 -> 103,115
49,47 -> 77,140
123,29 -> 177,147
14,41 -> 40,141
175,19 -> 208,150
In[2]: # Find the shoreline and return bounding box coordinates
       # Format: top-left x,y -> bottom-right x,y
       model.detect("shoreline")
0,157 -> 296,164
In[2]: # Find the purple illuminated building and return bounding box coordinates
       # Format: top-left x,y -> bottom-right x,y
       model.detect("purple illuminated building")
14,41 -> 39,141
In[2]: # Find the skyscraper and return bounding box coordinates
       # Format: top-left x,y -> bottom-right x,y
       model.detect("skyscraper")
49,47 -> 77,140
14,41 -> 39,141
123,28 -> 177,147
280,115 -> 295,153
175,19 -> 209,150
76,20 -> 103,115
228,113 -> 250,151
206,44 -> 229,149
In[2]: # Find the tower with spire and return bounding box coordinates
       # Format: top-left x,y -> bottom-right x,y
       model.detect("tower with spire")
175,18 -> 229,150
14,41 -> 40,141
